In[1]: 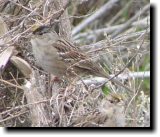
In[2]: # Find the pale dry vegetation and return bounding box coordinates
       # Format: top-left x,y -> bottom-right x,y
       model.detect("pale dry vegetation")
0,0 -> 150,127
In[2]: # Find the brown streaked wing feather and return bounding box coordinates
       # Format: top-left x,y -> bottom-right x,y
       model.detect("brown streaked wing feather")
75,59 -> 103,74
57,38 -> 78,51
53,39 -> 86,61
52,38 -> 104,76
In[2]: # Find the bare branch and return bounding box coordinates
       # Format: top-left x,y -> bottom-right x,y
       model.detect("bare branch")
72,0 -> 120,35
74,17 -> 150,41
111,4 -> 150,38
78,71 -> 150,86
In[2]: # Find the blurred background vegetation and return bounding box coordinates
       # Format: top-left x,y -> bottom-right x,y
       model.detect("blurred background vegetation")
0,0 -> 150,127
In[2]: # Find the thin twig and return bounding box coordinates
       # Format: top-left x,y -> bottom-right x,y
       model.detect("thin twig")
0,110 -> 29,123
92,31 -> 147,91
0,99 -> 49,115
0,78 -> 23,90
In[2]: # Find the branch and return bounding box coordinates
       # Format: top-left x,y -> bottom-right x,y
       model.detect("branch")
79,29 -> 150,52
72,0 -> 120,35
78,71 -> 150,86
111,4 -> 150,38
53,0 -> 71,40
74,17 -> 150,41
107,0 -> 133,26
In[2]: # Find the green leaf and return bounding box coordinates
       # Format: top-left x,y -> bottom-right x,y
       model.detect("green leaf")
102,85 -> 110,95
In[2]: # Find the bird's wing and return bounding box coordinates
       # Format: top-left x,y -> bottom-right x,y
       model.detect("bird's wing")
52,39 -> 103,75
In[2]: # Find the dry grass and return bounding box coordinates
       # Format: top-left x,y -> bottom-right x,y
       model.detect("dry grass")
0,0 -> 150,127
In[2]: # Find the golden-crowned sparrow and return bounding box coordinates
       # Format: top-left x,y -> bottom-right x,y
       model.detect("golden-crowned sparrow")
30,25 -> 133,92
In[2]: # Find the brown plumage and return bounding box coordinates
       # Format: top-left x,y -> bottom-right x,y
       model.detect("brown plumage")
31,26 -> 133,92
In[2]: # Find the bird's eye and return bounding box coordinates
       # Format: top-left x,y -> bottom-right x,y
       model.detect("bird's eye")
38,31 -> 45,35
33,26 -> 49,35
33,31 -> 42,35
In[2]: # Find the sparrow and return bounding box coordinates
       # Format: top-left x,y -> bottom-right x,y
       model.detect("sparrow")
30,25 -> 133,92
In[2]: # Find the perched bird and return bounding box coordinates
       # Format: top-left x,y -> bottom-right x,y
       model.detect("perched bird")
70,94 -> 125,127
30,25 -> 133,92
